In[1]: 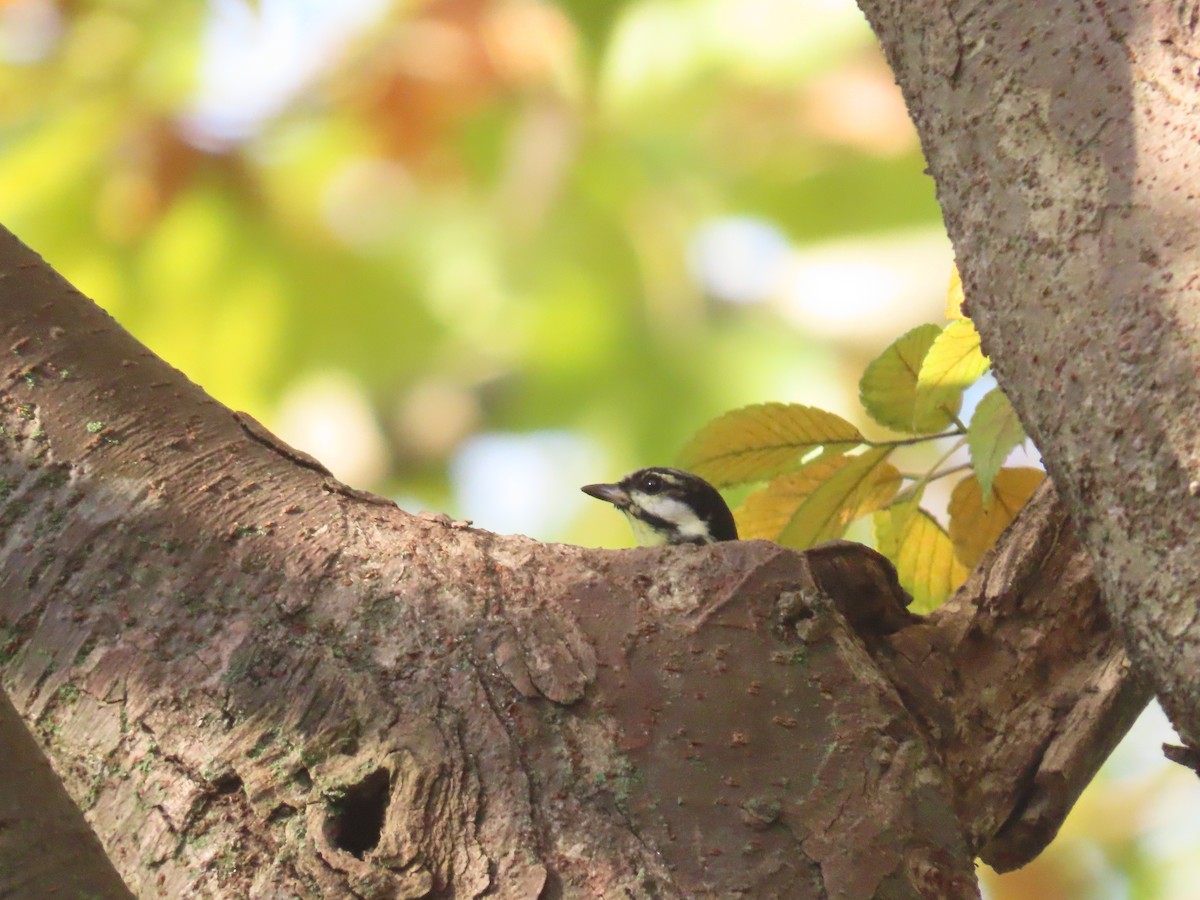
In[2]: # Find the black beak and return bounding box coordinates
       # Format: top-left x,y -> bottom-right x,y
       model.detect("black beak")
581,482 -> 630,508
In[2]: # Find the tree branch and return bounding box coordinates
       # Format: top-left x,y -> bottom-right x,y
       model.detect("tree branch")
0,221 -> 1145,895
0,685 -> 132,897
0,228 -> 976,896
880,481 -> 1150,870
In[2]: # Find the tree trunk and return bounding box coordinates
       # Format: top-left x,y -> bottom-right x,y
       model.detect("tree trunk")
856,0 -> 1200,753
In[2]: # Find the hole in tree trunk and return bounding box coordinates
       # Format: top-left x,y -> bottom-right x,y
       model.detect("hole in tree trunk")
324,768 -> 390,858
212,773 -> 244,795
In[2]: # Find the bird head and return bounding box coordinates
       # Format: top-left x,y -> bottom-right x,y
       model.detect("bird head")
582,467 -> 738,546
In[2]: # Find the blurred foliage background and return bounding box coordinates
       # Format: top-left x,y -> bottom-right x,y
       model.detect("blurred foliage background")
1,0 -> 1197,895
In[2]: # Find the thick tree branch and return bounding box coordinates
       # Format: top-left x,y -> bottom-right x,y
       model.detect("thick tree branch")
856,0 -> 1200,747
0,228 -> 974,896
0,219 -> 1145,895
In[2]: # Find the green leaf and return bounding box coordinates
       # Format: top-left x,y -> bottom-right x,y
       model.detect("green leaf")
873,507 -> 967,613
771,447 -> 901,549
679,402 -> 864,487
915,319 -> 990,425
948,468 -> 1045,569
859,324 -> 957,434
877,489 -> 924,539
967,387 -> 1027,500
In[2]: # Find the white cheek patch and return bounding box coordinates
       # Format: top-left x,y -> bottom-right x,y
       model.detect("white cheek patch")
624,511 -> 670,546
634,493 -> 710,539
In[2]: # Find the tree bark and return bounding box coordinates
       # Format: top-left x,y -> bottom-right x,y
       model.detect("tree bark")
6,0 -> 1190,890
0,685 -> 132,897
0,161 -> 1147,898
0,228 -> 972,895
856,0 -> 1200,751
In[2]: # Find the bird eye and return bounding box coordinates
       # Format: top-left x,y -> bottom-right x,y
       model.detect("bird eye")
638,473 -> 664,494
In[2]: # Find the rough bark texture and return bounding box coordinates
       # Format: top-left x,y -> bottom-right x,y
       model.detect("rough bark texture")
0,686 -> 132,898
883,482 -> 1151,870
0,217 -> 1146,896
856,0 -> 1200,748
0,230 -> 969,897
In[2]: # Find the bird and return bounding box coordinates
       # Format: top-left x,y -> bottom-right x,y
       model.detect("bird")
581,467 -> 738,546
583,468 -> 922,634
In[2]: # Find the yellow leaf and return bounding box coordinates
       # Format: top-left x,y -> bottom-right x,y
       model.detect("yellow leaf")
679,403 -> 864,487
874,507 -> 967,613
967,387 -> 1027,500
769,447 -> 901,549
736,454 -> 850,540
946,264 -> 965,319
917,318 -> 989,399
948,468 -> 1045,569
860,324 -> 958,434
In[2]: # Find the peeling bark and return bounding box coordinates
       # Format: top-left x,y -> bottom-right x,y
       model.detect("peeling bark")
855,0 -> 1200,750
0,218 -> 1146,897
